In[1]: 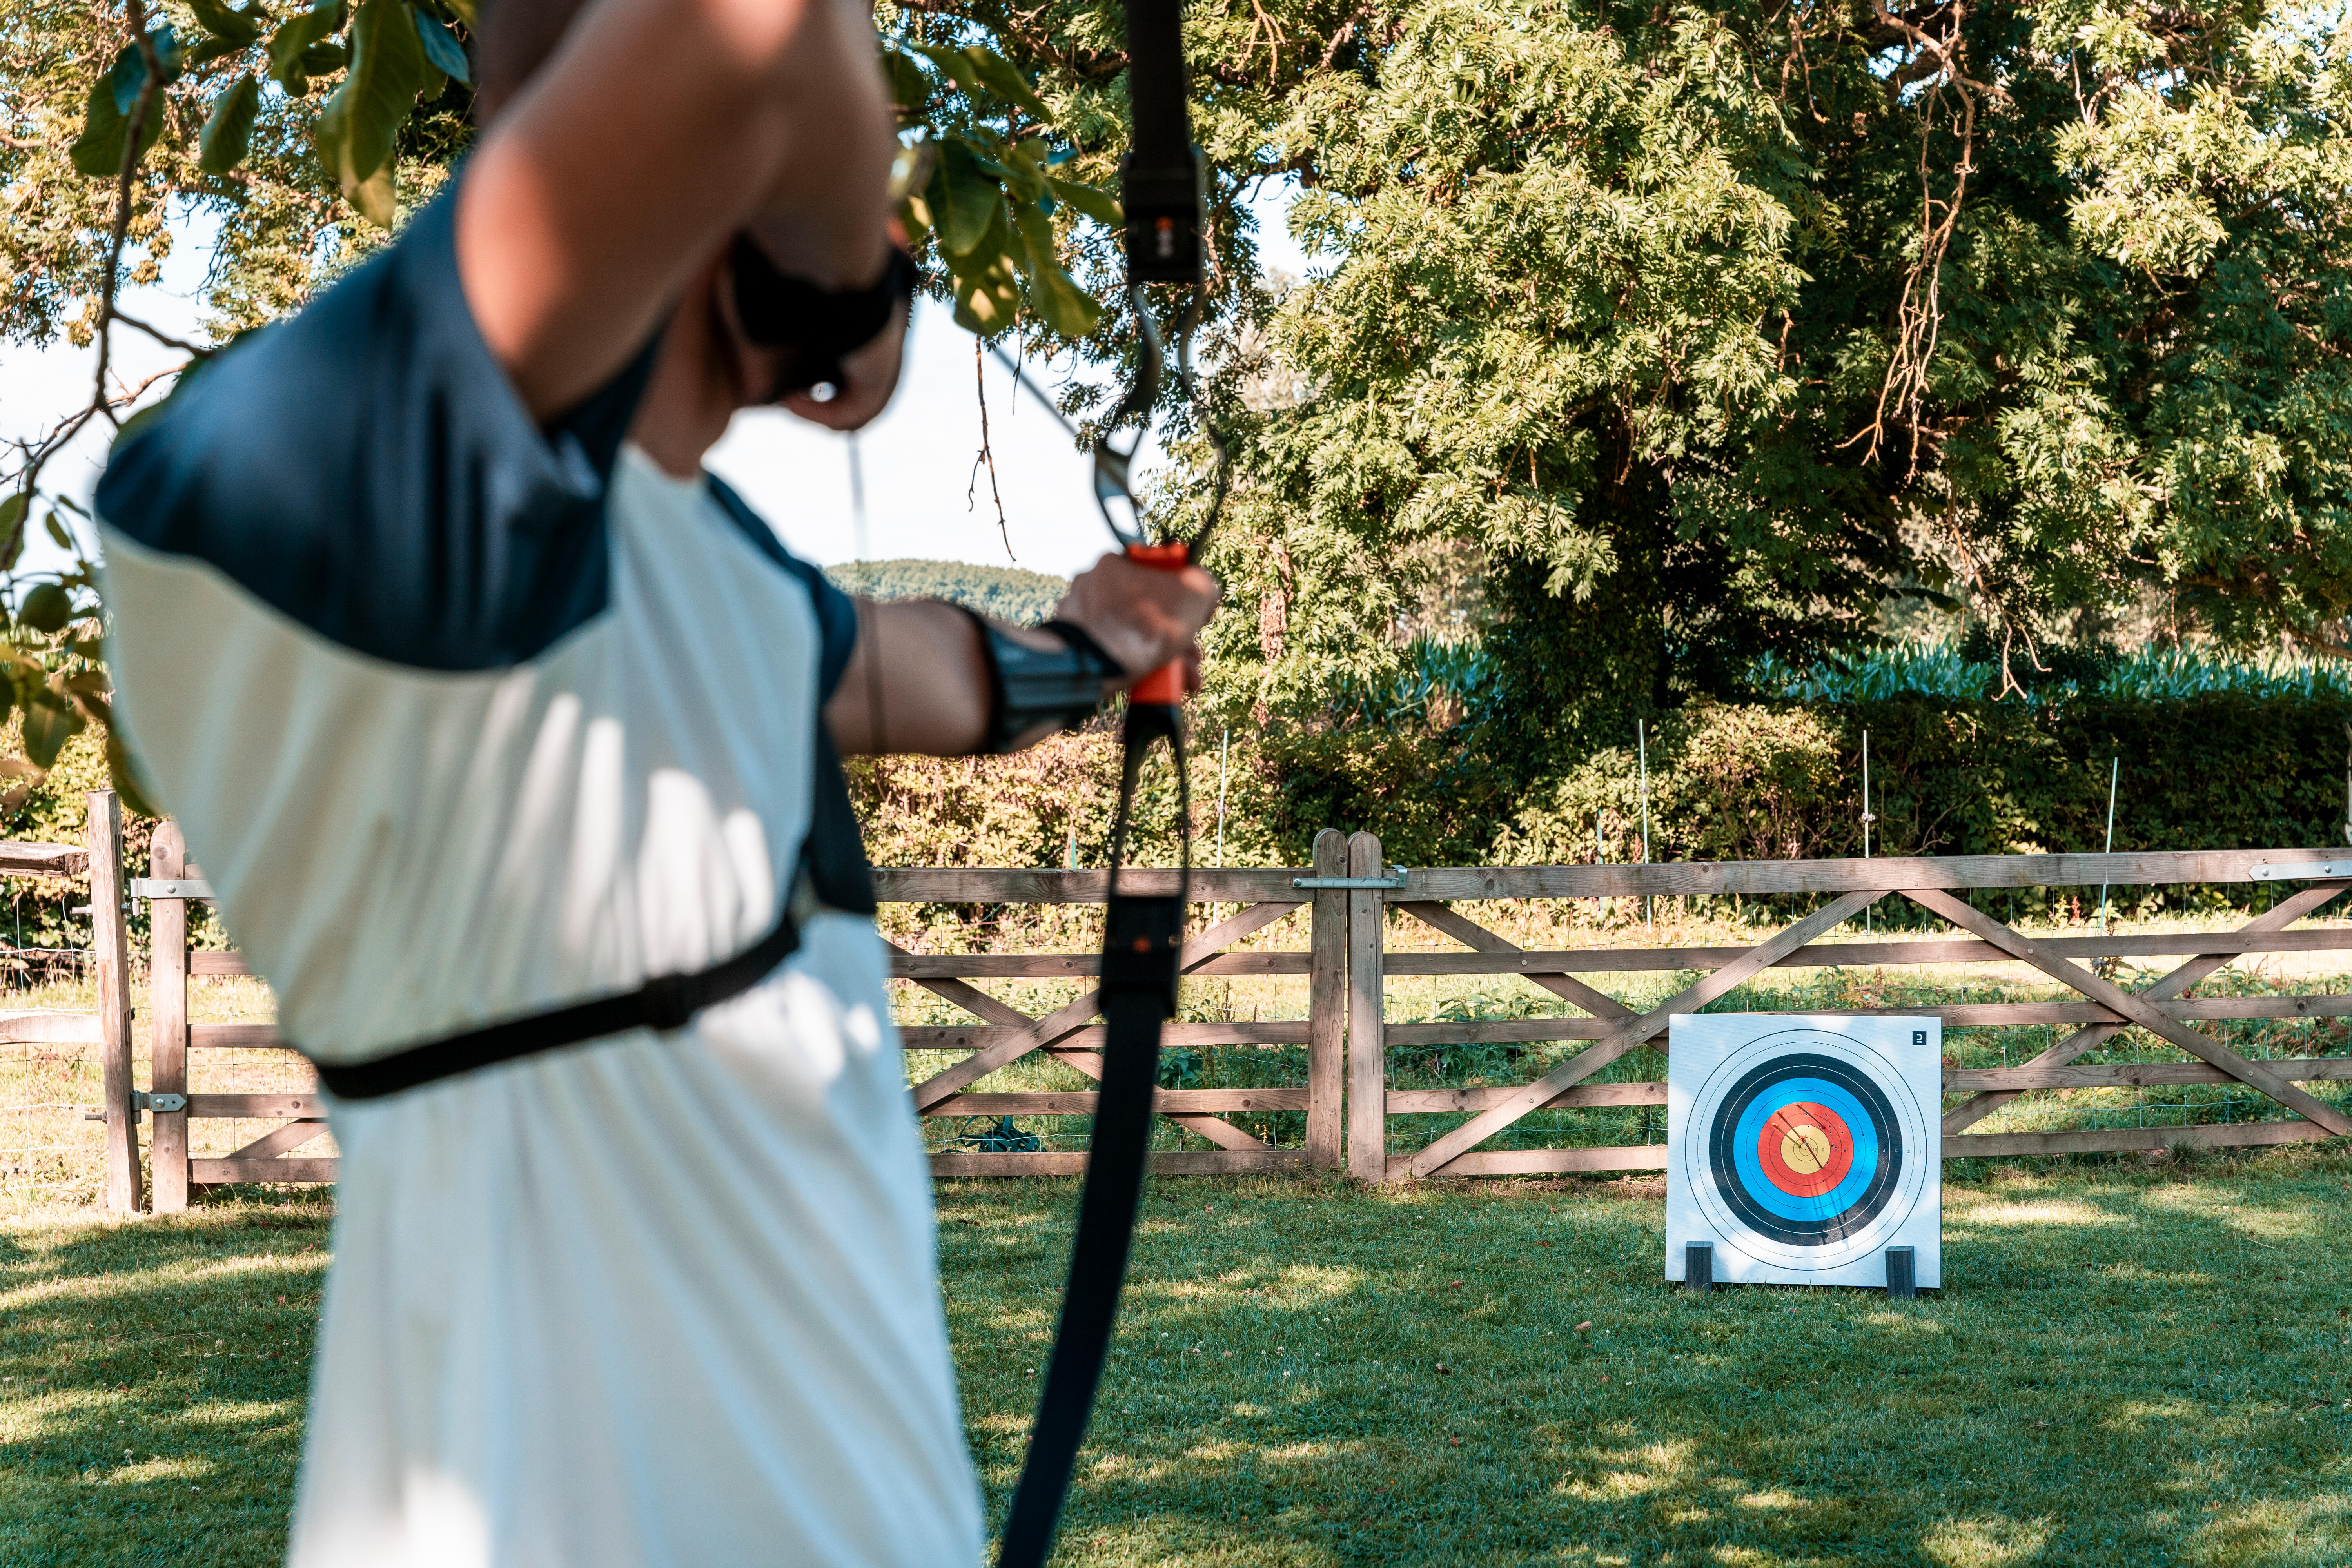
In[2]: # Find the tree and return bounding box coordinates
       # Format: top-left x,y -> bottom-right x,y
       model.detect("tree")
0,0 -> 1125,813
1190,0 -> 2352,786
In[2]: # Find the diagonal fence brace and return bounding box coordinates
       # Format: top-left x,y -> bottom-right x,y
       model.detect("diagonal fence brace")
1942,881 -> 2351,1134
1904,887 -> 2352,1138
1404,889 -> 1885,1178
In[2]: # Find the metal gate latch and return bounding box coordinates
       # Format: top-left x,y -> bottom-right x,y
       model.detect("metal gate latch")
1291,866 -> 1410,891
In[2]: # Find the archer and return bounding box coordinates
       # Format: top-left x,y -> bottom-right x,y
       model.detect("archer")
90,0 -> 1219,1559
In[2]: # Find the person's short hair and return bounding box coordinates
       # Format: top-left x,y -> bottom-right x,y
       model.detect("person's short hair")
473,0 -> 593,122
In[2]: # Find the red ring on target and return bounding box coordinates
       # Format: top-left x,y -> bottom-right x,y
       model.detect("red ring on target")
1755,1102 -> 1855,1197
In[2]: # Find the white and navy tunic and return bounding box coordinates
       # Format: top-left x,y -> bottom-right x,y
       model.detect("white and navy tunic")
94,190 -> 984,1567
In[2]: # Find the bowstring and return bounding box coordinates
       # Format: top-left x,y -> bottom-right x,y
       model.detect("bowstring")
849,432 -> 887,755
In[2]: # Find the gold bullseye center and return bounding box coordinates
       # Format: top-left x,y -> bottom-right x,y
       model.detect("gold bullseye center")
1780,1123 -> 1833,1174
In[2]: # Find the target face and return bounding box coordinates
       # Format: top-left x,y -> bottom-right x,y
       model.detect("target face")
1667,1017 -> 1941,1288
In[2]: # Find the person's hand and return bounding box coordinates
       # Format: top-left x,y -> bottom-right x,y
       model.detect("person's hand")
1050,550 -> 1222,691
779,305 -> 907,431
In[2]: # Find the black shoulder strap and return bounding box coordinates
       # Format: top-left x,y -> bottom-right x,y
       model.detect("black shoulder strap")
806,722 -> 878,915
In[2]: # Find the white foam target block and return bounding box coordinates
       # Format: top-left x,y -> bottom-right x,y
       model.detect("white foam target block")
1666,1014 -> 1942,1289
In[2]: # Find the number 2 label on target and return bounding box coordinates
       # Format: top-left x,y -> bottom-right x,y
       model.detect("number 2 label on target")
1665,1014 -> 1943,1290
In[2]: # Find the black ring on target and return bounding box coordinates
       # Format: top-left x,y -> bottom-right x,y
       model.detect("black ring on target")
1706,1052 -> 1902,1247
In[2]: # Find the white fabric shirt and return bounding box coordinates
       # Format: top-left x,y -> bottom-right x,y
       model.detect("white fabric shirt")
94,186 -> 982,1567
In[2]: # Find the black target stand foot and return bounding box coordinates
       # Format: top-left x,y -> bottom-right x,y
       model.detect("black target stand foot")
1683,1242 -> 1714,1294
1884,1246 -> 1916,1299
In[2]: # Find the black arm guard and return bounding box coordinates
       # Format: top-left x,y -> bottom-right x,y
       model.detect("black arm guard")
961,609 -> 1125,755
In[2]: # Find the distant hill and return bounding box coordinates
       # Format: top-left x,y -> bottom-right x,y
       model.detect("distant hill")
823,558 -> 1070,626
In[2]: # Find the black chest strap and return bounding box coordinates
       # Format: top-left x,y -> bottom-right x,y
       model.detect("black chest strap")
313,726 -> 875,1102
311,900 -> 807,1101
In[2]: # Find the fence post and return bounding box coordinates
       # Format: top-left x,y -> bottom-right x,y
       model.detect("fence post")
88,790 -> 142,1215
1305,828 -> 1346,1169
148,822 -> 190,1213
1346,831 -> 1387,1182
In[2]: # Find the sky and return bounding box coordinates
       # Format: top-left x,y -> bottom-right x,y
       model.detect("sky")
4,181 -> 1313,584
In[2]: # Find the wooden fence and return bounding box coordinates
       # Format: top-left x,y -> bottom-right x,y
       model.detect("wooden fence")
13,801 -> 2351,1209
880,835 -> 2352,1178
1340,834 -> 2352,1179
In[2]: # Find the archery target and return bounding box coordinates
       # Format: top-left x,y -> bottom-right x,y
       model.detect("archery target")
1666,1016 -> 1941,1288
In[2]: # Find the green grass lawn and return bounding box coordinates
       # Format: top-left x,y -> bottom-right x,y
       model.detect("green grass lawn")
5,1150 -> 2349,1566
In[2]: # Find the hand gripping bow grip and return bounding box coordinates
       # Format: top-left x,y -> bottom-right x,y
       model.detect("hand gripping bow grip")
1122,540 -> 1193,707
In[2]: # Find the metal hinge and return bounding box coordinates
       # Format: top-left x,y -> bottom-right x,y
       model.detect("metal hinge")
87,1092 -> 187,1121
130,878 -> 215,900
1292,866 -> 1410,891
2251,861 -> 2352,881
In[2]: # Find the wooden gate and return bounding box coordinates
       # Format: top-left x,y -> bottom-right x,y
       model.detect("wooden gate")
1342,833 -> 2352,1180
136,821 -> 319,1210
123,828 -> 1362,1197
885,828 -> 1348,1174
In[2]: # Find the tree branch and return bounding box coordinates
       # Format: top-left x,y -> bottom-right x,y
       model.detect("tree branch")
94,0 -> 165,427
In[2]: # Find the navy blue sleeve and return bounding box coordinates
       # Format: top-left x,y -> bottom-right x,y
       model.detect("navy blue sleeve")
94,178 -> 657,671
703,475 -> 861,702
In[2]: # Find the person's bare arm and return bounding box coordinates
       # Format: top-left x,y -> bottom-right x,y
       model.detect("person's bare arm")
827,553 -> 1222,755
457,0 -> 895,421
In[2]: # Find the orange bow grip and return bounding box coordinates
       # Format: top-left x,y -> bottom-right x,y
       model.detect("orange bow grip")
1123,542 -> 1191,706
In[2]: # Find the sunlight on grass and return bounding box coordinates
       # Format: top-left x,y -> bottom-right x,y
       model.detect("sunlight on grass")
2189,1491 -> 2352,1566
1951,1198 -> 2124,1227
1920,1514 -> 2056,1566
2,1125 -> 2348,1563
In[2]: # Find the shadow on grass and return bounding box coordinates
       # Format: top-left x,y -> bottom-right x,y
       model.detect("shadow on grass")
4,1156 -> 2349,1568
0,1191 -> 330,1568
941,1149 -> 2352,1567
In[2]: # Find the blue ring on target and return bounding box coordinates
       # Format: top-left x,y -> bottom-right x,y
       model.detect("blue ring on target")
1729,1077 -> 1879,1222
1706,1053 -> 1902,1247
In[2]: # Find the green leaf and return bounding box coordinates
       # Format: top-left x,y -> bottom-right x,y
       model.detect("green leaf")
19,584 -> 72,635
960,45 -> 1049,122
880,45 -> 931,115
945,203 -> 1023,334
69,48 -> 163,178
908,41 -> 1047,122
182,36 -> 247,67
348,162 -> 397,227
988,137 -> 1046,205
268,0 -> 341,87
1009,199 -> 1101,338
300,40 -> 349,73
189,0 -> 262,44
0,495 -> 23,539
22,695 -> 84,771
108,28 -> 180,116
316,0 -> 426,227
107,43 -> 149,116
413,11 -> 470,83
199,73 -> 262,174
931,137 -> 1004,257
111,398 -> 172,448
42,513 -> 70,551
1046,176 -> 1122,230
105,730 -> 162,822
